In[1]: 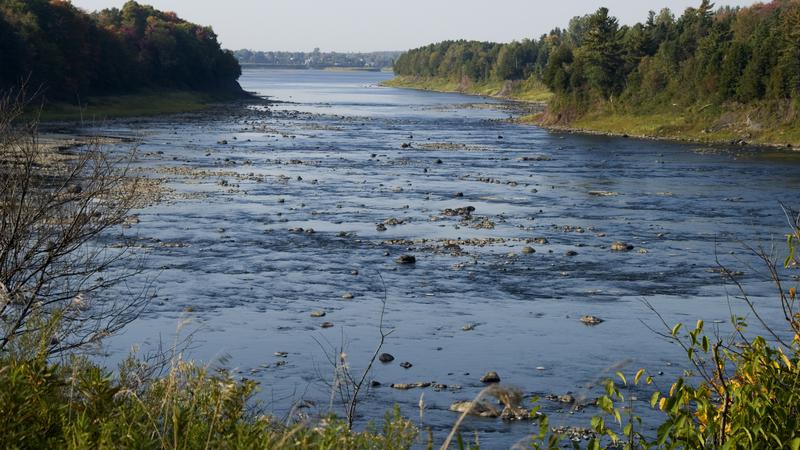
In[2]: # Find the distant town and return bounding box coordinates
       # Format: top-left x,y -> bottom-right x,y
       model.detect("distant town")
233,48 -> 401,70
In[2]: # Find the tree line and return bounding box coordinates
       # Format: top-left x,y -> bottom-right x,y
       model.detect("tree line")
0,0 -> 242,101
393,1 -> 800,118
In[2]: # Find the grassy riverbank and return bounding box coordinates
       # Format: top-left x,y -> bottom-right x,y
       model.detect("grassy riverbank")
523,101 -> 800,148
383,75 -> 552,103
387,75 -> 800,148
34,89 -> 251,122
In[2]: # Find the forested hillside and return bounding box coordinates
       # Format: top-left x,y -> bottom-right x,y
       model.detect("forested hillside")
392,1 -> 800,144
0,0 -> 242,101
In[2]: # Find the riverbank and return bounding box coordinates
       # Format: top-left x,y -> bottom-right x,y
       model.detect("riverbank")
523,104 -> 800,150
383,75 -> 552,103
385,76 -> 800,150
35,88 -> 255,123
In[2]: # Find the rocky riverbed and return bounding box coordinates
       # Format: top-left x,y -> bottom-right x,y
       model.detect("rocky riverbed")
57,68 -> 800,448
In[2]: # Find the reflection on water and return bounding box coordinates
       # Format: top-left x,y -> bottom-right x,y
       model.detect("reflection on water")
93,68 -> 799,448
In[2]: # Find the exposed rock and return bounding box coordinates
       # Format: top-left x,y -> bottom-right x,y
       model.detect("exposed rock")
391,382 -> 431,390
532,237 -> 548,245
378,353 -> 395,363
521,246 -> 535,254
551,426 -> 596,442
565,250 -> 578,256
611,241 -> 634,251
376,223 -> 387,232
501,406 -> 531,421
558,394 -> 575,404
580,315 -> 604,326
274,351 -> 288,357
449,400 -> 501,418
462,323 -> 477,331
441,206 -> 475,217
464,217 -> 495,230
320,321 -> 334,328
341,292 -> 354,299
480,371 -> 501,383
588,190 -> 618,196
396,254 -> 416,264
399,361 -> 413,369
310,310 -> 326,318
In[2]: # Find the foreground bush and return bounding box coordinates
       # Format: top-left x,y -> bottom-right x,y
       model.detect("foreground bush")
0,350 -> 417,449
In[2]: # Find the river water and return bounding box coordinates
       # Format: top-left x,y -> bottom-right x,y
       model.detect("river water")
91,68 -> 799,448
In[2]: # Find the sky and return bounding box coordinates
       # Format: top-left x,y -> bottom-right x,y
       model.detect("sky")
70,0 -> 755,52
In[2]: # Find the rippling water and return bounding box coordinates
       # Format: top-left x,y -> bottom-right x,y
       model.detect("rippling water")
90,68 -> 799,448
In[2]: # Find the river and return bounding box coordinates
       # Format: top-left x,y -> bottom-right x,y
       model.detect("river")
88,68 -> 799,448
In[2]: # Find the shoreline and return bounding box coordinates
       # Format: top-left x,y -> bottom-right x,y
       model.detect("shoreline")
34,87 -> 259,123
384,77 -> 800,152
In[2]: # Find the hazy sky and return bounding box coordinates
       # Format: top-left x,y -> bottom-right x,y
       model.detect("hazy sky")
70,0 -> 754,52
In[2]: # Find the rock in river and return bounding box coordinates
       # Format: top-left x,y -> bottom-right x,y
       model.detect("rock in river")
310,310 -> 326,318
379,353 -> 395,363
480,371 -> 501,383
521,246 -> 535,254
399,361 -> 413,369
449,400 -> 501,418
341,292 -> 354,299
611,241 -> 634,251
580,315 -> 604,326
396,254 -> 416,264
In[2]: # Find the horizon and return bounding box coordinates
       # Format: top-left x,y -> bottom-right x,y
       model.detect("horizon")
70,0 -> 754,53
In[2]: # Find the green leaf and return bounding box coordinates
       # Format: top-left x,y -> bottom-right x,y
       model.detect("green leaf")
650,391 -> 660,408
790,437 -> 800,450
671,323 -> 682,336
617,371 -> 627,386
591,415 -> 604,432
634,368 -> 645,385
